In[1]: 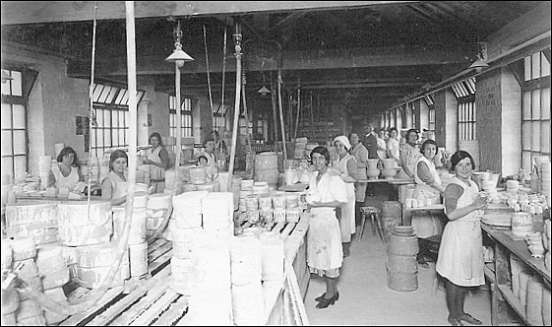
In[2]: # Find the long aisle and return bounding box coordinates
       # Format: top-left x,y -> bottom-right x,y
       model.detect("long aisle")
304,228 -> 492,325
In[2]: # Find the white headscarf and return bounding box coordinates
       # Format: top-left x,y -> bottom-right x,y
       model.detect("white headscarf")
333,135 -> 352,151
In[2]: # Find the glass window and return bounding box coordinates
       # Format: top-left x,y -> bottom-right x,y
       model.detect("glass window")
169,95 -> 193,152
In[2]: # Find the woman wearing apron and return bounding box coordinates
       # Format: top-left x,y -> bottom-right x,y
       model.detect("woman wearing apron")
436,151 -> 487,326
333,136 -> 357,257
350,133 -> 368,227
48,146 -> 81,193
143,133 -> 170,194
101,150 -> 128,206
411,139 -> 445,238
400,129 -> 421,179
306,146 -> 348,309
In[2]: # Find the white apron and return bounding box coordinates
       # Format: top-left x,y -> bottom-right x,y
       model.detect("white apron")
411,156 -> 443,238
436,177 -> 484,287
147,146 -> 165,193
351,143 -> 368,202
335,154 -> 356,242
104,171 -> 128,200
51,164 -> 79,191
307,172 -> 347,275
400,143 -> 421,179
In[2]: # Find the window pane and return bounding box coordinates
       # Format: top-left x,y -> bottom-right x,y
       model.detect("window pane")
524,56 -> 531,81
10,71 -> 22,96
523,91 -> 531,120
119,111 -> 125,128
90,133 -> 96,147
119,129 -> 125,146
542,121 -> 550,154
14,156 -> 26,181
12,104 -> 25,129
522,151 -> 531,172
105,87 -> 118,104
98,86 -> 111,103
1,70 -> 11,95
1,131 -> 12,156
522,122 -> 531,150
122,90 -> 129,105
93,84 -> 103,102
124,111 -> 129,127
2,103 -> 12,129
532,121 -> 541,151
13,130 -> 26,155
104,130 -> 111,148
2,157 -> 13,179
542,88 -> 550,120
96,109 -> 104,127
97,130 -> 104,147
124,129 -> 129,145
115,89 -> 125,105
104,110 -> 111,127
532,52 -> 540,79
542,52 -> 551,77
532,89 -> 541,119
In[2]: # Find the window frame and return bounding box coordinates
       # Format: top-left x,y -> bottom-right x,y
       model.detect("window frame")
168,96 -> 193,151
2,68 -> 28,181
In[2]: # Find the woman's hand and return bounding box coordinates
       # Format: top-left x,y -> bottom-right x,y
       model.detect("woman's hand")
471,194 -> 488,210
143,158 -> 153,165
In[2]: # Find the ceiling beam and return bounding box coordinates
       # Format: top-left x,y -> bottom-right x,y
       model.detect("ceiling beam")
65,44 -> 472,78
1,1 -> 418,25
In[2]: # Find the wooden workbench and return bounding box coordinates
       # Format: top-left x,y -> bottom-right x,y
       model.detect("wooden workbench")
481,223 -> 550,326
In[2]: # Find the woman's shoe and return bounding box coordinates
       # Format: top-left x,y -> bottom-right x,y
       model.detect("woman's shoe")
315,292 -> 339,309
448,316 -> 464,326
314,293 -> 326,302
459,313 -> 482,325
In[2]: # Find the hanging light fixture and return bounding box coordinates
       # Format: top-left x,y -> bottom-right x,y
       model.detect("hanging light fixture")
257,59 -> 270,96
469,41 -> 488,72
165,20 -> 194,67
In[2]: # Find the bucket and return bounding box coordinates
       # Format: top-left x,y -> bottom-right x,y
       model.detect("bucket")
190,167 -> 207,184
388,233 -> 418,256
386,266 -> 418,292
367,159 -> 379,170
387,254 -> 417,273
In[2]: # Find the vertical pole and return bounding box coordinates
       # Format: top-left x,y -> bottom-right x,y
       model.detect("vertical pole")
270,72 -> 279,143
203,24 -> 214,118
175,66 -> 182,177
278,69 -> 287,161
125,0 -> 137,205
294,78 -> 301,141
227,23 -> 242,190
221,26 -> 227,128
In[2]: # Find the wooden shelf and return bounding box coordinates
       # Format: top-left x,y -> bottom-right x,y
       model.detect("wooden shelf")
496,284 -> 532,326
482,224 -> 550,284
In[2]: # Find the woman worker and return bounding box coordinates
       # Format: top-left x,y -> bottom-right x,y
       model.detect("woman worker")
386,127 -> 400,164
349,133 -> 368,227
101,150 -> 128,206
400,128 -> 421,179
142,132 -> 170,193
306,146 -> 348,309
333,136 -> 357,257
436,151 -> 487,326
411,139 -> 446,239
48,146 -> 82,193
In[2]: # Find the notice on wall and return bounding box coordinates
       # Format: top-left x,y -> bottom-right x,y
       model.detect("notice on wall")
75,116 -> 90,136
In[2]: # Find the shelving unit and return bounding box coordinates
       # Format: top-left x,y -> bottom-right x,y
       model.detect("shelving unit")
482,223 -> 551,326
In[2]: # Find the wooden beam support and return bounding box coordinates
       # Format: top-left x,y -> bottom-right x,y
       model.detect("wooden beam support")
1,1 -> 418,25
65,44 -> 472,78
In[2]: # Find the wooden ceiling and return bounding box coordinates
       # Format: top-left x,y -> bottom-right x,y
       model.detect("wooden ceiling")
1,1 -> 544,114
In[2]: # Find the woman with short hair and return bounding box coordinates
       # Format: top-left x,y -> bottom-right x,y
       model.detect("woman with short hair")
436,151 -> 487,326
143,132 -> 170,193
101,150 -> 128,206
48,146 -> 81,192
306,146 -> 348,308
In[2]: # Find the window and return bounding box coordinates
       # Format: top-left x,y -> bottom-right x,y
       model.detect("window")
169,96 -> 193,150
452,77 -> 477,142
90,82 -> 145,158
521,51 -> 550,172
409,103 -> 416,129
423,95 -> 435,132
213,104 -> 227,131
2,69 -> 27,182
239,116 -> 253,136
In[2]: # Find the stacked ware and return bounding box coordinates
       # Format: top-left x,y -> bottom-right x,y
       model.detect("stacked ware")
35,244 -> 70,324
9,237 -> 47,325
260,233 -> 285,318
272,193 -> 287,224
230,234 -> 265,325
202,192 -> 235,238
38,155 -> 52,190
294,138 -> 308,159
128,192 -> 149,278
382,159 -> 400,179
75,243 -> 130,289
5,202 -> 58,246
510,254 -> 551,325
180,234 -> 233,325
386,225 -> 419,292
367,159 -> 380,180
145,193 -> 172,236
542,161 -> 551,207
170,191 -> 208,294
254,152 -> 279,187
511,212 -> 533,239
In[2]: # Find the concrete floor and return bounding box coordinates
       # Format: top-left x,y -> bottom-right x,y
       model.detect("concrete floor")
304,227 -> 492,326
